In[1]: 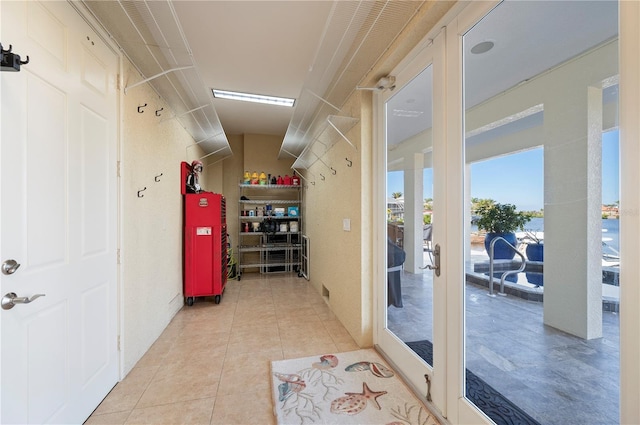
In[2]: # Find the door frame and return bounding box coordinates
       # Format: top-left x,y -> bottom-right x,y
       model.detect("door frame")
444,2 -> 500,424
619,1 -> 640,423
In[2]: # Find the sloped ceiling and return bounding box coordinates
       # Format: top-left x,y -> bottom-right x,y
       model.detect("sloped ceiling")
82,0 -> 441,165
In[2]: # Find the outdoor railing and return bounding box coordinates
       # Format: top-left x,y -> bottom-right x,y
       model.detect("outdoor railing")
488,237 -> 527,297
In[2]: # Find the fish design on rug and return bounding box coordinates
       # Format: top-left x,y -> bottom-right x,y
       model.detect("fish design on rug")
273,372 -> 306,401
345,361 -> 395,378
330,382 -> 388,415
312,354 -> 339,370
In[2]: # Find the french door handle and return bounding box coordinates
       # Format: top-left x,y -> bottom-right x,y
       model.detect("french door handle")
424,244 -> 440,276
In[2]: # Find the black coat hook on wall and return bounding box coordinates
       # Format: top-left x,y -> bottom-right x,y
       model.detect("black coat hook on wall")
320,173 -> 325,181
346,157 -> 353,167
137,103 -> 147,113
155,173 -> 163,182
331,167 -> 337,175
155,107 -> 163,116
137,187 -> 147,197
1,43 -> 29,72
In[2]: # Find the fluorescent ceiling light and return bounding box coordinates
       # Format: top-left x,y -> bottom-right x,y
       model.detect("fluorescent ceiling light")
212,89 -> 295,107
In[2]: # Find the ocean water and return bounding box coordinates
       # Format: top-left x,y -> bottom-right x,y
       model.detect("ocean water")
526,217 -> 619,253
471,217 -> 620,252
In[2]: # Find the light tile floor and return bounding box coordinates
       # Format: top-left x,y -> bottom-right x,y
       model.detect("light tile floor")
85,273 -> 360,425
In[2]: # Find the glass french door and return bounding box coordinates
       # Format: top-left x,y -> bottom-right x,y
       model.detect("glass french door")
375,30 -> 448,414
455,1 -> 621,423
377,1 -> 626,424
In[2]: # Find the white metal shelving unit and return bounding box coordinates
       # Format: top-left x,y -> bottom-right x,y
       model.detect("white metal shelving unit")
237,184 -> 302,279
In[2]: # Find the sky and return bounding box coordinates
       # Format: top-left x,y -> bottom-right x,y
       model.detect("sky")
387,129 -> 620,212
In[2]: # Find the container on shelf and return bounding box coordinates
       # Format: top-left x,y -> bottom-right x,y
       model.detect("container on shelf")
237,182 -> 302,279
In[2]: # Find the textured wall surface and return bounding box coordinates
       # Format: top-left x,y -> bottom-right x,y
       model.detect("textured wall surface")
120,58 -> 206,375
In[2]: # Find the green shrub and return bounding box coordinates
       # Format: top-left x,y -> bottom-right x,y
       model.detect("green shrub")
475,202 -> 531,233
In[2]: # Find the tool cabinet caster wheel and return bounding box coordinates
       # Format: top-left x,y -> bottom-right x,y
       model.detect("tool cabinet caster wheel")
186,297 -> 194,306
214,295 -> 221,304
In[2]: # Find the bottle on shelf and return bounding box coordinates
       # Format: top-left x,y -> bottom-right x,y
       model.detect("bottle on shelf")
251,171 -> 259,185
237,181 -> 302,279
259,171 -> 267,185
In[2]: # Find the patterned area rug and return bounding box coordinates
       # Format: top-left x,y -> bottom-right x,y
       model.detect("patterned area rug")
271,349 -> 440,425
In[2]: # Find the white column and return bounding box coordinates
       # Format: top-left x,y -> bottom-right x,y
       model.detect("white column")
543,86 -> 603,339
403,153 -> 424,273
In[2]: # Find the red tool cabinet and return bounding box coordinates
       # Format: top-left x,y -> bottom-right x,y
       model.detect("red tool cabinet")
184,192 -> 227,305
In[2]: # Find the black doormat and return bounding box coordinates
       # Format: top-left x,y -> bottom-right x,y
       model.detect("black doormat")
406,340 -> 541,425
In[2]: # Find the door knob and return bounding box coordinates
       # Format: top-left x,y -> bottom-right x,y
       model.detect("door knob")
1,259 -> 20,275
1,292 -> 45,310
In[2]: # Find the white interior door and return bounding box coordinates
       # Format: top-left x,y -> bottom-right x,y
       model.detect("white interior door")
1,2 -> 119,423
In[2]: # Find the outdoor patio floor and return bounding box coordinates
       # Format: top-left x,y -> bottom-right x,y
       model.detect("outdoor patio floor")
387,264 -> 620,425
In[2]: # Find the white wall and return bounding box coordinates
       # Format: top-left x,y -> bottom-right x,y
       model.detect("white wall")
294,1 -> 454,347
301,92 -> 375,346
120,59 -> 206,375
